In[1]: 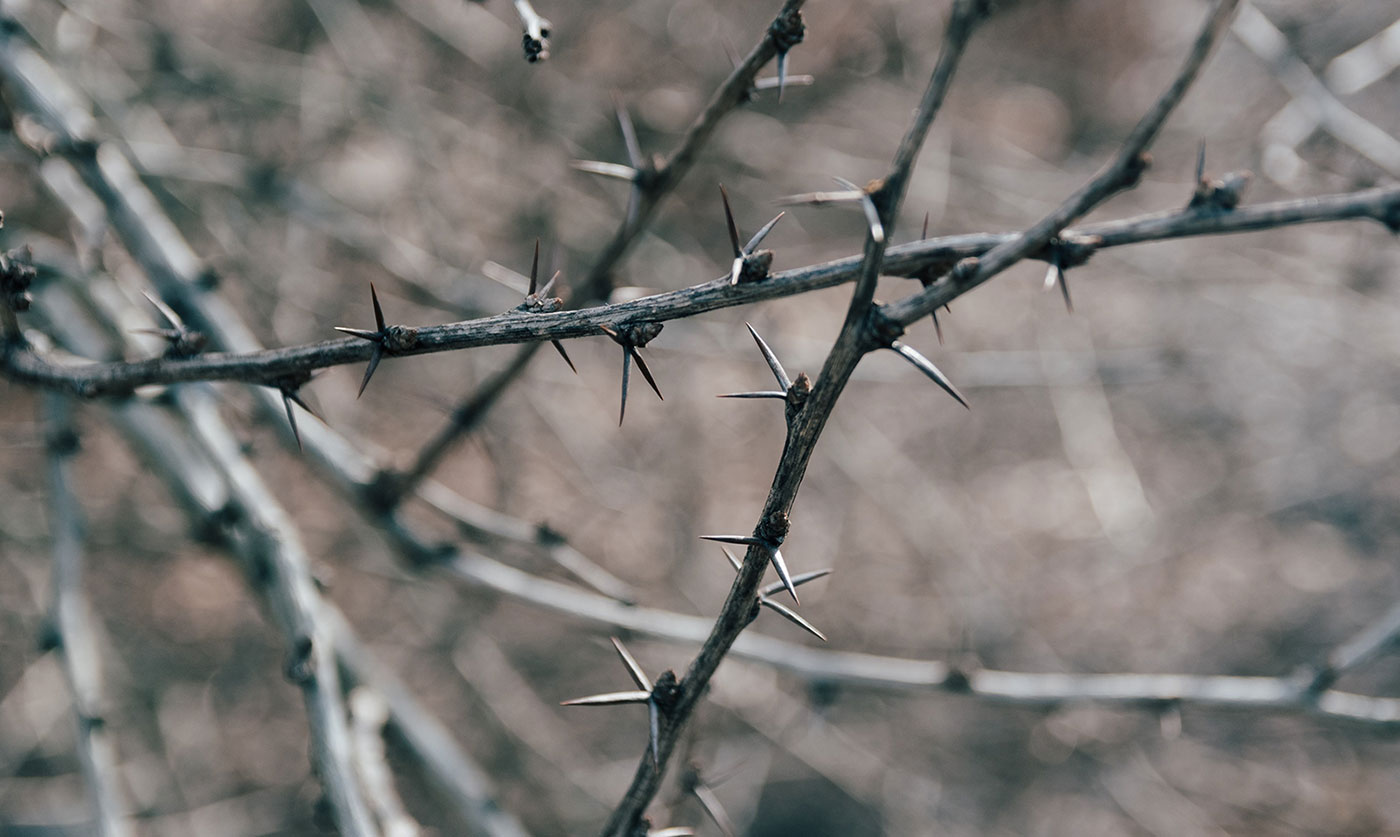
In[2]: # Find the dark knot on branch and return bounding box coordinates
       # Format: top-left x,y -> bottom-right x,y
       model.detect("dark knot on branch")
769,7 -> 805,54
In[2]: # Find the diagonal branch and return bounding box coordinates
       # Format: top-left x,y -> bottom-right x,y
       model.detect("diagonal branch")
44,393 -> 133,837
577,0 -> 805,301
884,0 -> 1241,328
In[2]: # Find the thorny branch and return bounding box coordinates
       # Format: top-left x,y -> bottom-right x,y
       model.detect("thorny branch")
599,1 -> 990,831
575,0 -> 807,302
5,185 -> 1398,396
6,0 -> 1400,833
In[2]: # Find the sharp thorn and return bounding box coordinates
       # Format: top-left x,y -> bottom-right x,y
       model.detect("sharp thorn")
745,322 -> 790,390
551,340 -> 577,374
529,240 -> 540,295
1058,269 -> 1074,313
142,290 -> 185,330
357,346 -> 383,399
560,690 -> 653,706
832,177 -> 884,243
334,326 -> 381,342
693,783 -> 738,837
614,93 -> 643,169
716,391 -> 788,399
609,637 -> 652,692
922,211 -> 929,241
768,546 -> 799,605
370,283 -> 386,333
539,270 -> 561,298
282,391 -> 303,452
719,184 -> 742,258
631,348 -> 663,401
570,160 -> 640,181
699,535 -> 763,547
889,342 -> 968,409
762,568 -> 832,597
719,546 -> 743,574
753,74 -> 814,92
1195,139 -> 1207,184
760,598 -> 827,642
619,345 -> 631,426
931,309 -> 944,345
729,257 -> 744,287
776,51 -> 788,104
743,211 -> 785,255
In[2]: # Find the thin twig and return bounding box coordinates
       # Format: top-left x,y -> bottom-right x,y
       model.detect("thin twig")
883,0 -> 1241,328
577,0 -> 806,301
44,393 -> 133,837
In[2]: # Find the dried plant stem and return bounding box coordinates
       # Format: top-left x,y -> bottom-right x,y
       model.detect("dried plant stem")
7,183 -> 1396,397
577,0 -> 806,301
44,393 -> 133,837
599,2 -> 988,831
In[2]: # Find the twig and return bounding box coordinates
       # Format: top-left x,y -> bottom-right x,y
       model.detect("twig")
349,688 -> 423,837
883,0 -> 1242,328
597,2 -> 988,831
43,393 -> 133,837
576,0 -> 806,301
8,182 -> 1397,397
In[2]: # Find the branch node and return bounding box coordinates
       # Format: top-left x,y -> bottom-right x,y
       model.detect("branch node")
283,635 -> 316,686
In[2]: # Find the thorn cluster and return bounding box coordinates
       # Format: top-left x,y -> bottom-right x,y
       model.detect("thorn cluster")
516,240 -> 578,374
699,534 -> 799,604
776,176 -> 885,243
561,638 -> 680,766
334,284 -> 417,398
599,321 -> 663,425
718,546 -> 830,641
572,98 -> 659,229
718,185 -> 784,286
717,322 -> 792,402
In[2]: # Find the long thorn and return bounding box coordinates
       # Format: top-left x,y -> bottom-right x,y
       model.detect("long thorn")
889,342 -> 968,409
619,345 -> 631,426
716,391 -> 788,399
631,348 -> 663,400
370,283 -> 385,333
615,94 -> 643,169
833,176 -> 884,243
719,185 -> 742,258
776,51 -> 788,104
768,546 -> 799,605
760,599 -> 827,642
743,211 -> 785,255
357,346 -> 383,399
529,240 -> 540,295
611,637 -> 652,692
551,340 -> 577,374
745,322 -> 790,390
931,309 -> 944,344
570,160 -> 640,181
560,691 -> 652,706
761,568 -> 832,597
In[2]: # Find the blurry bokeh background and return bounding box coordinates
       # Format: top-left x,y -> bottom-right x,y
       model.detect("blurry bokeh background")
3,0 -> 1400,833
